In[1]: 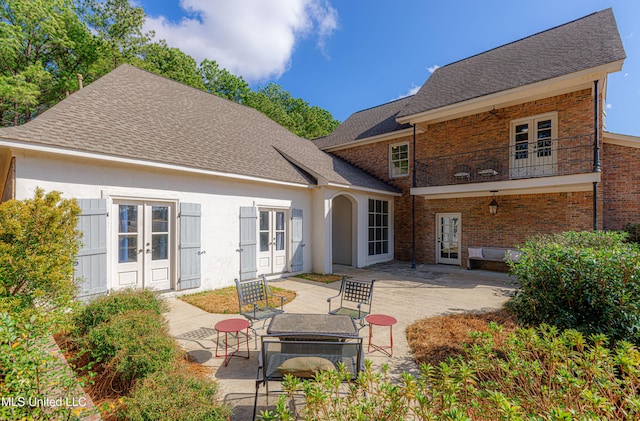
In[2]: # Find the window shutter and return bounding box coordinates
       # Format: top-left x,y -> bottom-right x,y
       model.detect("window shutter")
239,206 -> 257,280
291,208 -> 304,272
75,199 -> 108,298
179,203 -> 201,290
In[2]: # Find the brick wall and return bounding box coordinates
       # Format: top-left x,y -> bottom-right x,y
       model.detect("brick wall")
602,142 -> 640,230
330,89 -> 603,266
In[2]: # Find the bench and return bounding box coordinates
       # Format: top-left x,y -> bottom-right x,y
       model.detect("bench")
256,334 -> 363,395
467,246 -> 521,270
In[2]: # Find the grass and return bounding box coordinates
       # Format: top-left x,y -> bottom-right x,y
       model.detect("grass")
406,308 -> 518,365
179,285 -> 297,314
293,273 -> 344,283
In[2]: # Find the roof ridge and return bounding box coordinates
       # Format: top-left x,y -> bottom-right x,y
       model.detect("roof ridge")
435,8 -> 611,72
350,95 -> 415,115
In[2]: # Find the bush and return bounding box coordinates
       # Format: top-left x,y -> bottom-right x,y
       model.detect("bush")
623,223 -> 640,244
0,188 -> 80,326
507,231 -> 640,344
261,326 -> 640,420
117,366 -> 231,421
74,288 -> 166,335
83,310 -> 180,383
0,314 -> 93,421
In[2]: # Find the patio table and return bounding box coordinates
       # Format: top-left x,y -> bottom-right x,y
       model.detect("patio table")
267,313 -> 358,340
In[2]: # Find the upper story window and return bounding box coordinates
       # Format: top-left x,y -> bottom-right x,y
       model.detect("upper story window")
509,113 -> 558,178
389,142 -> 409,178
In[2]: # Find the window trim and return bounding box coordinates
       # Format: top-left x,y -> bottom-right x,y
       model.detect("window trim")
509,112 -> 558,178
389,142 -> 410,179
367,199 -> 389,256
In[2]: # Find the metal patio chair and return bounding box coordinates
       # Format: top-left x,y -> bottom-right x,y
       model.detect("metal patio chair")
327,276 -> 375,327
235,275 -> 285,346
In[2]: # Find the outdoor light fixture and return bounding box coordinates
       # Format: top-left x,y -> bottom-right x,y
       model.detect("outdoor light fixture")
489,191 -> 499,215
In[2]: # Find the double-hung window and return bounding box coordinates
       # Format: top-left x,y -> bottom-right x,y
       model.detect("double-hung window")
389,143 -> 409,178
368,199 -> 389,256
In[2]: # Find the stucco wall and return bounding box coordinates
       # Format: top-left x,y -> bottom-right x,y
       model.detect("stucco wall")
13,149 -> 314,292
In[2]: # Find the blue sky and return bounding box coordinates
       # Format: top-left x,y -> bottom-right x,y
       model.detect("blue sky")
137,0 -> 640,136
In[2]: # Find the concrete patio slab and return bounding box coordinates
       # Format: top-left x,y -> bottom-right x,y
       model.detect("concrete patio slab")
163,261 -> 517,420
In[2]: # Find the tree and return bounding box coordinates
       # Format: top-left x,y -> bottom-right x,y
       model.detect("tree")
133,40 -> 205,90
0,0 -> 99,125
75,0 -> 152,71
247,83 -> 339,139
199,59 -> 250,103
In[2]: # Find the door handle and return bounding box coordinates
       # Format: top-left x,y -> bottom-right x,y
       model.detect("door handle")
137,249 -> 144,254
146,249 -> 152,254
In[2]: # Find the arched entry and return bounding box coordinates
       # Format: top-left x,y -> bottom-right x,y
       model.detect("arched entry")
332,194 -> 356,266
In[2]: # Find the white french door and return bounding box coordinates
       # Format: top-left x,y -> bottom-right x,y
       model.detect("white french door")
436,213 -> 461,265
257,209 -> 288,275
114,201 -> 173,291
510,114 -> 558,178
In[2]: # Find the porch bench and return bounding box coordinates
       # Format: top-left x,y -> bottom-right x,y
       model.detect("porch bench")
467,246 -> 521,270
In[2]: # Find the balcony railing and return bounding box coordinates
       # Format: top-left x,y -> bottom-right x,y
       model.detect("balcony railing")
415,134 -> 596,188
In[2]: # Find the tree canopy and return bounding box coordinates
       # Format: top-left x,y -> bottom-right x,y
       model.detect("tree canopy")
0,0 -> 339,138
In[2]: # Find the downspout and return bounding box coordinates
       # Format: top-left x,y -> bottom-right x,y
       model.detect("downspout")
411,124 -> 417,269
593,80 -> 600,231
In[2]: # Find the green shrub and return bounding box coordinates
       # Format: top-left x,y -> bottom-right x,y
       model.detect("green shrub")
623,223 -> 640,244
83,309 -> 180,382
117,366 -> 231,421
74,288 -> 166,335
507,231 -> 640,344
0,314 -> 93,421
0,188 -> 80,326
261,326 -> 640,420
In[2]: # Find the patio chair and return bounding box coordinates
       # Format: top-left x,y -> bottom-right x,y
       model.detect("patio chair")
327,276 -> 375,326
235,276 -> 285,345
478,159 -> 500,178
453,164 -> 472,182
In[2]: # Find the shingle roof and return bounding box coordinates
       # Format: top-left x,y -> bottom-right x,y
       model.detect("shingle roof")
314,96 -> 414,149
398,8 -> 626,118
0,64 -> 398,193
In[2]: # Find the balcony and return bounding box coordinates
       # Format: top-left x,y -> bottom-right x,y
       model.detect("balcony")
413,134 -> 599,198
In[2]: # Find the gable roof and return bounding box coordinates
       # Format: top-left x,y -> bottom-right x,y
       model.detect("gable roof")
398,8 -> 625,119
0,64 -> 398,194
314,96 -> 414,150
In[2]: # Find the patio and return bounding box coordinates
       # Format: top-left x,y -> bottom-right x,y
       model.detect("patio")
163,261 -> 517,420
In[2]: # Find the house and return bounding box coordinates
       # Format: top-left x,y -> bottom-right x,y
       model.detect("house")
0,64 -> 400,298
316,8 -> 640,270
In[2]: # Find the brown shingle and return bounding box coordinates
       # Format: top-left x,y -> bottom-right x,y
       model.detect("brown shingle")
398,8 -> 625,118
0,65 -> 397,193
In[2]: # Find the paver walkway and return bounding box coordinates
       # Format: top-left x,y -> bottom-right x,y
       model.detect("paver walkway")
163,261 -> 517,420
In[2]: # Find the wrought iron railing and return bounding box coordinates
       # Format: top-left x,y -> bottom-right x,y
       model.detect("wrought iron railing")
415,134 -> 596,188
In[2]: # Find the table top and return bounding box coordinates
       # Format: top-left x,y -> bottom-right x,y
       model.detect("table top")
215,318 -> 250,332
267,313 -> 358,337
365,314 -> 397,326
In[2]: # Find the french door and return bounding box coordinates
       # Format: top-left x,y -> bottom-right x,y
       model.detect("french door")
436,213 -> 461,265
114,201 -> 173,291
510,114 -> 558,178
257,209 -> 288,275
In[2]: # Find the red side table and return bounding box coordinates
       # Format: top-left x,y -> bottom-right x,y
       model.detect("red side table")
365,314 -> 397,357
214,318 -> 250,366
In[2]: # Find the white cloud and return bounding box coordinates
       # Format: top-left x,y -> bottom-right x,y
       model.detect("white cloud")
624,73 -> 629,78
606,103 -> 613,110
393,84 -> 421,100
143,0 -> 338,82
427,64 -> 440,73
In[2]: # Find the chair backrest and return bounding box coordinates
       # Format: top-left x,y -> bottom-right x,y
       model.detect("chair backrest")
235,276 -> 268,307
340,278 -> 375,308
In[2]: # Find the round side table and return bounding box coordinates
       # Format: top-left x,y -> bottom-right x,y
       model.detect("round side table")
365,314 -> 397,357
214,318 -> 250,366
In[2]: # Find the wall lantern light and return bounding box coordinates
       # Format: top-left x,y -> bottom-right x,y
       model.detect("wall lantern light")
489,191 -> 499,215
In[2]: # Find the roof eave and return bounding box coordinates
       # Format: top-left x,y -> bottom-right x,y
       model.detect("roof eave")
321,127 -> 422,152
0,137 -> 314,189
397,60 -> 624,126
